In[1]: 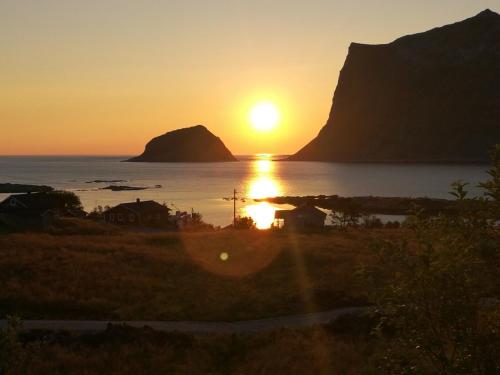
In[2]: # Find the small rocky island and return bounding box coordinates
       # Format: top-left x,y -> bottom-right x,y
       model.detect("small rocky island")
0,183 -> 54,194
126,125 -> 237,162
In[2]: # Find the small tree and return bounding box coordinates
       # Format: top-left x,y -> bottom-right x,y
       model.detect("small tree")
449,180 -> 468,200
191,212 -> 203,225
362,214 -> 384,229
87,205 -> 110,220
45,191 -> 83,210
330,201 -> 361,230
234,216 -> 255,230
479,144 -> 500,218
362,148 -> 500,374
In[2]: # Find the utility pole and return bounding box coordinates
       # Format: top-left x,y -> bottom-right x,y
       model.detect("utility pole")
223,188 -> 242,227
233,188 -> 237,227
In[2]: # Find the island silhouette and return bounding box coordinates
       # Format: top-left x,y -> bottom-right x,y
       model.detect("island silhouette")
126,125 -> 237,162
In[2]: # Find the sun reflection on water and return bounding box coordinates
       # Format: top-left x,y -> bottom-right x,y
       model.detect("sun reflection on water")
248,177 -> 280,199
255,159 -> 272,174
243,155 -> 282,229
245,202 -> 277,229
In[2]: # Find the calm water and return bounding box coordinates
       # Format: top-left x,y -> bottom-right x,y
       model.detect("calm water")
0,155 -> 489,228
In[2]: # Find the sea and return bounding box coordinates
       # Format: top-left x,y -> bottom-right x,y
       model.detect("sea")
0,155 -> 489,228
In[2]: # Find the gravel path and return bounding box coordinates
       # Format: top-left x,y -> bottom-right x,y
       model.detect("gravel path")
0,306 -> 371,334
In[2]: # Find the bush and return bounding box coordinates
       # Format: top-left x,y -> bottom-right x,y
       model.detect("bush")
362,215 -> 384,229
47,218 -> 120,235
362,147 -> 500,374
234,216 -> 256,229
0,316 -> 26,373
45,191 -> 84,211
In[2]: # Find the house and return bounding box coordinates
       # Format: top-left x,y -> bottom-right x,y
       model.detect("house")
103,199 -> 171,227
274,204 -> 327,229
0,191 -> 86,229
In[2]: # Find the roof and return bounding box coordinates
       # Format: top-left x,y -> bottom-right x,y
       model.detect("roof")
275,205 -> 327,219
106,200 -> 170,215
0,192 -> 76,212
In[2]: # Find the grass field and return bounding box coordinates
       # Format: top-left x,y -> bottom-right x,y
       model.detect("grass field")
8,320 -> 379,375
0,229 -> 404,321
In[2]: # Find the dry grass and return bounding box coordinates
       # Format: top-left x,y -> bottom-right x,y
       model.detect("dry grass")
0,229 -> 405,320
12,324 -> 379,375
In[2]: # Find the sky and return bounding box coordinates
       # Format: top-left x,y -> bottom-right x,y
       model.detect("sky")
1,0 -> 498,155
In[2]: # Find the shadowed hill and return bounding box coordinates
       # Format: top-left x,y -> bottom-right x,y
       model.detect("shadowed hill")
127,125 -> 237,162
290,9 -> 500,162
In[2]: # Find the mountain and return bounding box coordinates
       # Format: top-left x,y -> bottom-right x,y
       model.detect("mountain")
127,125 -> 237,162
290,9 -> 500,162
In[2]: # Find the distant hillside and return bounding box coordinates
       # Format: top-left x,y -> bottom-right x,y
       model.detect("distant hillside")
127,125 -> 237,162
290,9 -> 500,162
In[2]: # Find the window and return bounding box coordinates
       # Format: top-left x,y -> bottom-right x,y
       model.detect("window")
109,213 -> 115,221
117,214 -> 124,222
129,214 -> 135,223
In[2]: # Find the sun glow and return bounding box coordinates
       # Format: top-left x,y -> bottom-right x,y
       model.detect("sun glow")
250,102 -> 280,131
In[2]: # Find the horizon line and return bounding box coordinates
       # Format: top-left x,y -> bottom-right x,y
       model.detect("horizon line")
0,153 -> 290,157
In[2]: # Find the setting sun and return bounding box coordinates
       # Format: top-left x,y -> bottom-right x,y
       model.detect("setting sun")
250,102 -> 280,132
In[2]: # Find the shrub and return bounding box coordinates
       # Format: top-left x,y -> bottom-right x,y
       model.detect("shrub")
47,218 -> 120,235
0,316 -> 26,373
362,215 -> 384,229
234,216 -> 256,229
362,147 -> 500,374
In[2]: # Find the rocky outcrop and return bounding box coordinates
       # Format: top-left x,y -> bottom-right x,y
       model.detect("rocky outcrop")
127,125 -> 237,162
0,183 -> 54,193
290,9 -> 500,162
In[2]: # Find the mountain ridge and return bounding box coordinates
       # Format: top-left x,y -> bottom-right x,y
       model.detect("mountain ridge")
289,9 -> 500,162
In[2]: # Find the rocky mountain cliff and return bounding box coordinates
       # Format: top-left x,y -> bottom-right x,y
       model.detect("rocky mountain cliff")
127,125 -> 237,162
290,9 -> 500,162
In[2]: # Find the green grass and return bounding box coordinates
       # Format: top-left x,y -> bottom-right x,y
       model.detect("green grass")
0,229 -> 404,321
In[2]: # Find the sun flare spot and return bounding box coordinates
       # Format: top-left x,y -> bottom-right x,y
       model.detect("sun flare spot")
250,102 -> 280,131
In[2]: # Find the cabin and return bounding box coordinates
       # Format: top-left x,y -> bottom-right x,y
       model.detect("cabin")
0,192 -> 86,229
103,199 -> 171,227
274,204 -> 327,229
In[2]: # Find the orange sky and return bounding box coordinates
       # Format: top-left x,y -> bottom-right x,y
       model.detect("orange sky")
1,1 -> 498,155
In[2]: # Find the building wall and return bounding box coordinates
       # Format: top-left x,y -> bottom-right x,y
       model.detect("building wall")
104,208 -> 169,226
285,215 -> 325,228
105,208 -> 139,225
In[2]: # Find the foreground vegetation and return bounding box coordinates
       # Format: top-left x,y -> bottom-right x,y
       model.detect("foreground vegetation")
361,148 -> 500,374
2,317 -> 380,375
0,228 -> 398,321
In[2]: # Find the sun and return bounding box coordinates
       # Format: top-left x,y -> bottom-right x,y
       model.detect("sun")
250,102 -> 280,131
